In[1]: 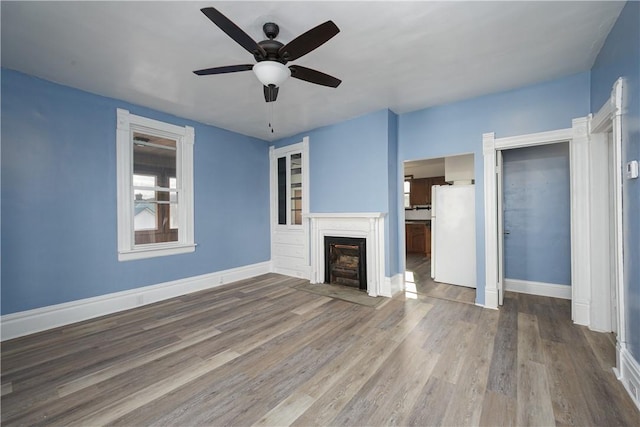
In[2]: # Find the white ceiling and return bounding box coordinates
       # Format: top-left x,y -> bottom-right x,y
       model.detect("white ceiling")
1,1 -> 624,141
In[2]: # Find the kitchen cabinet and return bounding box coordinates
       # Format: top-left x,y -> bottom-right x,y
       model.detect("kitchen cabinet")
406,223 -> 431,256
409,176 -> 446,206
409,178 -> 429,206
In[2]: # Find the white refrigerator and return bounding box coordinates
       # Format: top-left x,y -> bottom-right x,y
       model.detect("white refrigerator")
430,184 -> 476,288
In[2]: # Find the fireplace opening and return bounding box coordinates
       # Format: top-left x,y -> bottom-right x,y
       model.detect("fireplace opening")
324,236 -> 367,290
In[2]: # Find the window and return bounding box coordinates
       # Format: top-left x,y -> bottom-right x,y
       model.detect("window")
116,109 -> 195,261
276,150 -> 304,226
404,176 -> 412,208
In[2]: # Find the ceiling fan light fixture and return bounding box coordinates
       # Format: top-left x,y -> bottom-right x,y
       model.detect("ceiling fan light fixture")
253,61 -> 290,87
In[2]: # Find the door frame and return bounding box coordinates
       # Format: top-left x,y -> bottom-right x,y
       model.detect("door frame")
483,121 -> 588,317
589,78 -> 626,354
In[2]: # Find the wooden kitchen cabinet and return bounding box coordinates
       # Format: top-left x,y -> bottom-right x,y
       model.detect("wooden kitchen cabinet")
409,176 -> 446,206
430,176 -> 447,187
406,223 -> 428,256
409,178 -> 429,206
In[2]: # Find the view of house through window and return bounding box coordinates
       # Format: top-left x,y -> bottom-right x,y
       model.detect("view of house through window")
132,132 -> 178,244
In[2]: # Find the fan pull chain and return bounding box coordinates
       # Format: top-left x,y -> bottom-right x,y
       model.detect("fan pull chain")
268,101 -> 274,134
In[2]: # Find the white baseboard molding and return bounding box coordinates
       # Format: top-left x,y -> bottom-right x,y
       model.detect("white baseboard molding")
616,345 -> 640,411
1,261 -> 271,341
386,273 -> 404,297
572,300 -> 590,326
504,278 -> 571,299
484,288 -> 499,310
271,265 -> 311,281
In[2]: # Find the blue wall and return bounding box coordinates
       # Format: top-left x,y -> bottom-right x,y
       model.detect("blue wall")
274,110 -> 390,213
591,1 -> 640,361
502,143 -> 571,285
1,69 -> 271,315
273,109 -> 399,277
399,72 -> 590,304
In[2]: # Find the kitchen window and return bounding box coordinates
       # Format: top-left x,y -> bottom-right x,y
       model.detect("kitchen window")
116,109 -> 195,261
404,176 -> 412,208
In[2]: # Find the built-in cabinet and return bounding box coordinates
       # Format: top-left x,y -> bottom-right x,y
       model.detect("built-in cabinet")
408,176 -> 447,206
405,222 -> 431,257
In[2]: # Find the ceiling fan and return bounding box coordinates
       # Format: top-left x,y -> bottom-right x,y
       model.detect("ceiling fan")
193,7 -> 341,103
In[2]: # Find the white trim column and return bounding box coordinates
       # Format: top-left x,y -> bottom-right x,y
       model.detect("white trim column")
483,133 -> 498,309
570,117 -> 591,325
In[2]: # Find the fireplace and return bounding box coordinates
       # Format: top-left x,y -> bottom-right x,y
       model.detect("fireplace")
324,237 -> 367,290
307,212 -> 389,297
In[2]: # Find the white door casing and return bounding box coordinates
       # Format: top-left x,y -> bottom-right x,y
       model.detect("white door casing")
496,150 -> 505,305
483,120 -> 590,320
590,78 -> 625,350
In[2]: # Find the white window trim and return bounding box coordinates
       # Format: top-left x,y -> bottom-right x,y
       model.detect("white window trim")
116,109 -> 195,261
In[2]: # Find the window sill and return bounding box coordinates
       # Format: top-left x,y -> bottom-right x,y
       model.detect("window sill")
118,243 -> 196,261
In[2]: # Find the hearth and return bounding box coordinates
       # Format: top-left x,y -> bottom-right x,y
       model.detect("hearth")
324,236 -> 367,290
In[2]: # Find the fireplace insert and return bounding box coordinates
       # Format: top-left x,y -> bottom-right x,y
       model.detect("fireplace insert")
324,236 -> 367,290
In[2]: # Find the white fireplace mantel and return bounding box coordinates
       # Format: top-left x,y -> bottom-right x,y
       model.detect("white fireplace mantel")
305,213 -> 389,297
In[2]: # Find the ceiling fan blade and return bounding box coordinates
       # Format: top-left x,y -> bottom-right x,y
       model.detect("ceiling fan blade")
264,85 -> 279,103
278,20 -> 339,61
193,64 -> 254,76
289,65 -> 341,88
200,7 -> 266,58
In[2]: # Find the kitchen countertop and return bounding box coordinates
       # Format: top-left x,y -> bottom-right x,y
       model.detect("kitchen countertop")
405,220 -> 431,224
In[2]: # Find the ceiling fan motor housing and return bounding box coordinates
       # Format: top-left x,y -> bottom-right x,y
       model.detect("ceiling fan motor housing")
256,38 -> 286,63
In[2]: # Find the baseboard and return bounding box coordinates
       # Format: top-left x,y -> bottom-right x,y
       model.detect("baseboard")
386,273 -> 404,297
616,345 -> 640,411
504,278 -> 571,299
0,261 -> 271,341
572,300 -> 590,326
484,288 -> 498,309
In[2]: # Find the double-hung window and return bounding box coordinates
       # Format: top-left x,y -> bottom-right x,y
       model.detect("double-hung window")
116,109 -> 195,261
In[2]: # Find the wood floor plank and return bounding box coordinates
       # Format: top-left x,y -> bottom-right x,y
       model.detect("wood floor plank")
486,292 -> 518,398
516,360 -> 556,427
542,339 -> 593,426
479,390 -> 517,426
518,312 -> 545,363
252,392 -> 316,427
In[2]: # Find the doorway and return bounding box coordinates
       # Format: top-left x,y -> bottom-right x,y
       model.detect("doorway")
500,143 -> 572,301
402,155 -> 477,305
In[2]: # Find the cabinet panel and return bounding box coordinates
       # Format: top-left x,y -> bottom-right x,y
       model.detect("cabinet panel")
406,223 -> 427,255
409,176 -> 446,206
410,178 -> 429,205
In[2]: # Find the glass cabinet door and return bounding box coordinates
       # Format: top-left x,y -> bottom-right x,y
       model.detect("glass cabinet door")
276,151 -> 304,226
290,153 -> 302,225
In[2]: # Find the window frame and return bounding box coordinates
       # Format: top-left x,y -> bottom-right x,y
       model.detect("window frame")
116,108 -> 195,261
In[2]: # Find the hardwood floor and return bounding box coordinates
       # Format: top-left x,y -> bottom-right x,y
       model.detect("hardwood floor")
2,273 -> 638,426
406,253 -> 476,305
